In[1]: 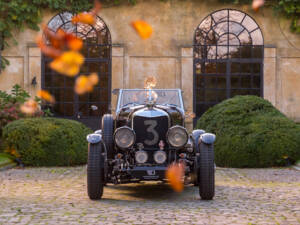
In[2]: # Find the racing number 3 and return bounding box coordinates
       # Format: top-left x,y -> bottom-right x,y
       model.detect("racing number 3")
144,120 -> 159,146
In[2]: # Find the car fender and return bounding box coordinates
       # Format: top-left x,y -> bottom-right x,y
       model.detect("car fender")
200,133 -> 216,145
192,129 -> 206,153
87,134 -> 102,144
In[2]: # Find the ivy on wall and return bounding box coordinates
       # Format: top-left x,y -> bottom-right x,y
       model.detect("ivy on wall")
0,0 -> 299,70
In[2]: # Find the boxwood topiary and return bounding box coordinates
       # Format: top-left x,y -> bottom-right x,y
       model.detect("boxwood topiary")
196,95 -> 300,168
2,118 -> 92,166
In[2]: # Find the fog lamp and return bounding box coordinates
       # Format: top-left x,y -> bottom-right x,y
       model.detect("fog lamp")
154,151 -> 167,164
135,151 -> 148,164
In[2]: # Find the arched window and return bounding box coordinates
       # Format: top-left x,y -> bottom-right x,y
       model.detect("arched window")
42,12 -> 112,130
193,9 -> 264,118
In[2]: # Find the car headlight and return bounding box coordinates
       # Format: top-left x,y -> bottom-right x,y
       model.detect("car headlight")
167,125 -> 188,148
114,126 -> 135,149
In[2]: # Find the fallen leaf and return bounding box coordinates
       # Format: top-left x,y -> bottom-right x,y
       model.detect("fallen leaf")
166,163 -> 185,192
50,51 -> 84,77
72,13 -> 95,25
37,90 -> 55,104
131,20 -> 153,40
144,76 -> 157,89
66,35 -> 83,51
252,0 -> 264,12
88,72 -> 99,85
20,100 -> 38,115
75,73 -> 99,95
36,36 -> 62,58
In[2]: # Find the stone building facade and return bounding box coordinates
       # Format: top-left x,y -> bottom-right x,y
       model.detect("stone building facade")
0,0 -> 299,129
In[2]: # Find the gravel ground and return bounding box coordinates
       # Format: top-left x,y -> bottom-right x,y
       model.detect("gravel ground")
0,166 -> 299,225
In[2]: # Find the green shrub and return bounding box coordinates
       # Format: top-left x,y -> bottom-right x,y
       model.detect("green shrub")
2,118 -> 92,166
196,95 -> 300,168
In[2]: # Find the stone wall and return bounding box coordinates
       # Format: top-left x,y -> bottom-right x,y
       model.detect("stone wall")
1,0 -> 300,123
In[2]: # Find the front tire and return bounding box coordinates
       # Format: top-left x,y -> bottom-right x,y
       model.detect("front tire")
87,143 -> 104,200
102,114 -> 114,159
198,142 -> 215,200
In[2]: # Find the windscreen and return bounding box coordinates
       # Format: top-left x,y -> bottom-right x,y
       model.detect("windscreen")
119,89 -> 182,109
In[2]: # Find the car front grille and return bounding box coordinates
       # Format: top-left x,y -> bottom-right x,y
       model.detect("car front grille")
133,115 -> 169,149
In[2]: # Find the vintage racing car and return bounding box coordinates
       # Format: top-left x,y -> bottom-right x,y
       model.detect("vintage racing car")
86,88 -> 216,200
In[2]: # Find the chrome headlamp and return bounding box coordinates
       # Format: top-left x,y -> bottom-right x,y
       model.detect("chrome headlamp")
167,125 -> 188,148
114,126 -> 135,149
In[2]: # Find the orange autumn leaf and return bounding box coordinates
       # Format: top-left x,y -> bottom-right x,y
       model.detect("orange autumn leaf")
20,100 -> 38,115
37,90 -> 55,104
75,73 -> 99,95
72,13 -> 95,25
144,76 -> 157,89
252,0 -> 264,12
50,51 -> 84,77
131,20 -> 153,40
67,36 -> 83,51
91,0 -> 102,16
166,163 -> 185,192
185,111 -> 196,119
36,36 -> 62,58
88,72 -> 99,85
72,0 -> 101,25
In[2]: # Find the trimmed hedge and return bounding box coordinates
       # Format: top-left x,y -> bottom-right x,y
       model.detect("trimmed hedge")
2,118 -> 92,166
196,95 -> 300,168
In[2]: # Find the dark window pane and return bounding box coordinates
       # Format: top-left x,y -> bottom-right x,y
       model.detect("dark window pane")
241,63 -> 251,73
100,62 -> 109,74
50,88 -> 64,102
217,76 -> 226,88
65,77 -> 75,87
240,46 -> 252,58
100,46 -> 110,58
253,76 -> 260,88
64,103 -> 74,116
79,93 -> 88,102
52,74 -> 64,87
241,76 -> 251,88
98,103 -> 109,116
253,63 -> 261,73
251,89 -> 261,96
231,76 -> 240,88
54,103 -> 64,116
45,74 -> 51,88
205,76 -> 216,88
196,75 -> 205,88
217,89 -> 227,101
196,89 -> 205,102
205,90 -> 216,102
79,103 -> 89,116
231,63 -> 240,73
99,75 -> 109,87
89,45 -> 100,58
217,62 -> 226,73
64,89 -> 74,102
100,89 -> 109,102
90,88 -> 101,102
253,46 -> 263,58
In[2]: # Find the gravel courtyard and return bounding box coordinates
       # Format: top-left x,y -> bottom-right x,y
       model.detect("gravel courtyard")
0,167 -> 299,225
